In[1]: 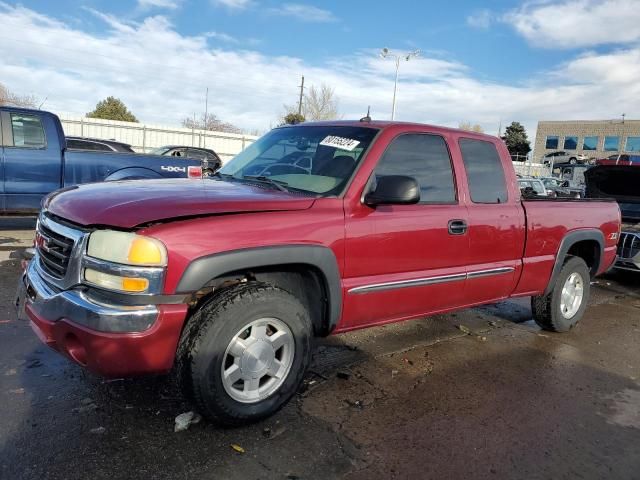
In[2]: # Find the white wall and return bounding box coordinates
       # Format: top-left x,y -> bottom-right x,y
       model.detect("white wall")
57,114 -> 258,163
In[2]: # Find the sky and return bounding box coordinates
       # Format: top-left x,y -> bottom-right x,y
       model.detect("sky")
1,0 -> 640,137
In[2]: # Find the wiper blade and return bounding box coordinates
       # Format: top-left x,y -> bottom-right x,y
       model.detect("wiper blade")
242,175 -> 290,192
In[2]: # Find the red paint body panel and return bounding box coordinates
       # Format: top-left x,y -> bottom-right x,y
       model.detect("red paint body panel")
33,121 -> 622,378
26,303 -> 188,377
45,178 -> 315,228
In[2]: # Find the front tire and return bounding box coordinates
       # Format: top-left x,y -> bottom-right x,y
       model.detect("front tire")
532,256 -> 591,332
176,283 -> 312,426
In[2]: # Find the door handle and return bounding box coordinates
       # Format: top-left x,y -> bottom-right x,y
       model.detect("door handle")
448,219 -> 467,235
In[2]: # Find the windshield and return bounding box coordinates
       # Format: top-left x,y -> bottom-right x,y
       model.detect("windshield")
219,125 -> 378,196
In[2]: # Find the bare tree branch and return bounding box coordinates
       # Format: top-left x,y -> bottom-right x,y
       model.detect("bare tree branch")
182,113 -> 242,134
0,82 -> 38,108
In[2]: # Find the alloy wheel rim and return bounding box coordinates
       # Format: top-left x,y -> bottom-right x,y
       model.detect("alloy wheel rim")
560,272 -> 584,319
221,317 -> 294,403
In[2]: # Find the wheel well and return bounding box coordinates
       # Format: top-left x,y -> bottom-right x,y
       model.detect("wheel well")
190,265 -> 331,337
567,240 -> 600,276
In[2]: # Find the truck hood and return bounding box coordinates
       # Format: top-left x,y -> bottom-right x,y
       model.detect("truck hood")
585,165 -> 640,221
44,179 -> 316,228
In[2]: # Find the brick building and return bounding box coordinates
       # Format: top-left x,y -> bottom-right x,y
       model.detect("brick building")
533,119 -> 640,162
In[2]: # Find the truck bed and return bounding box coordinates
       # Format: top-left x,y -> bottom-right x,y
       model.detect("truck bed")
516,198 -> 620,294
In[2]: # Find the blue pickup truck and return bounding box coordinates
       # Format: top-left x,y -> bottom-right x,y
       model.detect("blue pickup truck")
0,107 -> 203,213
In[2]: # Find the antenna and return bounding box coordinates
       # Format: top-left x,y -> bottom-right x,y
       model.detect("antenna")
38,96 -> 48,110
360,106 -> 371,122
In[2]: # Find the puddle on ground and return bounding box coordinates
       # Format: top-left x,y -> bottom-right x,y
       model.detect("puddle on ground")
601,388 -> 640,429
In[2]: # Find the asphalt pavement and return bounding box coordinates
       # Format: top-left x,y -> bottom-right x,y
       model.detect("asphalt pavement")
1,220 -> 640,479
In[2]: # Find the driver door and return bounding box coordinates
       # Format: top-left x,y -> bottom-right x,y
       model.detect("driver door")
343,132 -> 469,328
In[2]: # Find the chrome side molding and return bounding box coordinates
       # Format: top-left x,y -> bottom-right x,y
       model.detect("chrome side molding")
348,266 -> 515,294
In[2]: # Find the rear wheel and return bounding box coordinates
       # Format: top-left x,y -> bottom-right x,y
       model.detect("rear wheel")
176,282 -> 312,426
569,157 -> 577,164
532,256 -> 591,332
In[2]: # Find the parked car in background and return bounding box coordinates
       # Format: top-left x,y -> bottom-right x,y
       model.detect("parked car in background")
586,164 -> 640,272
149,145 -> 222,175
18,120 -> 620,426
0,107 -> 203,213
518,178 -> 549,197
596,154 -> 640,166
66,136 -> 135,153
542,151 -> 590,165
551,164 -> 590,197
541,177 -> 580,198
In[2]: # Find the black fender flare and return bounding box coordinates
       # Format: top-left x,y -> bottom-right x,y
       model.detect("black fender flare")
544,229 -> 605,295
176,245 -> 343,332
105,167 -> 163,181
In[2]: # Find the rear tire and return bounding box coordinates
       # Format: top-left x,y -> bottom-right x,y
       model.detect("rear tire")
176,282 -> 312,426
569,157 -> 577,164
532,256 -> 591,332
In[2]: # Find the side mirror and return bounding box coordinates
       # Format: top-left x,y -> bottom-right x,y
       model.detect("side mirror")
365,175 -> 420,206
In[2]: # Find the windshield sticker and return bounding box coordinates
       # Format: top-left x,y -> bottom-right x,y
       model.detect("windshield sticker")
320,136 -> 360,152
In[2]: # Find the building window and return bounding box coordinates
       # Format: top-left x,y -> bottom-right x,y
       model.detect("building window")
545,136 -> 559,149
563,136 -> 578,150
604,136 -> 620,151
625,137 -> 640,152
582,136 -> 598,150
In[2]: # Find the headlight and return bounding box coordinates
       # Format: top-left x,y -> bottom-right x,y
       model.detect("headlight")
87,231 -> 167,266
84,230 -> 167,294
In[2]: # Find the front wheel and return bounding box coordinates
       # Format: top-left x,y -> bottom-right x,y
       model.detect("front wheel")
531,256 -> 591,332
176,283 -> 312,426
569,158 -> 577,164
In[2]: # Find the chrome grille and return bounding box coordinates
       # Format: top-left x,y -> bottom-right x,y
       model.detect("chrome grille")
36,221 -> 75,278
617,232 -> 640,259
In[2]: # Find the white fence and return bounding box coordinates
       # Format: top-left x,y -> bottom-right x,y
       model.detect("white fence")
58,114 -> 258,163
512,162 -> 551,178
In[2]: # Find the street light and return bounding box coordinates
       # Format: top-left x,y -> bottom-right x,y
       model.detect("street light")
380,48 -> 420,120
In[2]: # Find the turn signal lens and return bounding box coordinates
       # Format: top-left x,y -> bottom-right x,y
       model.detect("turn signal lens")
85,269 -> 149,293
128,237 -> 164,265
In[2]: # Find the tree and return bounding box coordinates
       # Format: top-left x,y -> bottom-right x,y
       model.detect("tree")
0,82 -> 37,107
282,112 -> 305,125
503,121 -> 531,160
303,84 -> 339,121
458,121 -> 484,133
281,82 -> 340,124
182,112 -> 242,134
87,96 -> 138,122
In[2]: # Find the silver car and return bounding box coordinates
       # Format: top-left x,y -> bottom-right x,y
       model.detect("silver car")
541,151 -> 589,165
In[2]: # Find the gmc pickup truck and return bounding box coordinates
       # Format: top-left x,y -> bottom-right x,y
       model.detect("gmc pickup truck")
18,121 -> 621,426
0,107 -> 202,213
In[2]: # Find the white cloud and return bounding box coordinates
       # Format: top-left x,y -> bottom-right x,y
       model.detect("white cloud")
204,30 -> 239,43
503,0 -> 640,48
268,3 -> 337,23
466,9 -> 492,29
212,0 -> 253,10
137,0 -> 181,9
1,2 -> 640,147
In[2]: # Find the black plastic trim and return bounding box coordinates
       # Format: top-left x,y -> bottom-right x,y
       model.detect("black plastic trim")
176,245 -> 343,332
544,229 -> 605,295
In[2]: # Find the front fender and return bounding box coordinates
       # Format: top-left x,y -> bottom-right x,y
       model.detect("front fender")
175,245 -> 343,332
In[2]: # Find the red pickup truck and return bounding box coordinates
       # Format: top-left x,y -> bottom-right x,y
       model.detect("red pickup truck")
19,121 -> 620,425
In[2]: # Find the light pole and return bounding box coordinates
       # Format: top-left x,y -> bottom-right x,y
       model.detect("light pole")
380,48 -> 420,120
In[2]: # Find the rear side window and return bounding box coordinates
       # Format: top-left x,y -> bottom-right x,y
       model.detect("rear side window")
11,114 -> 46,148
459,138 -> 508,204
374,133 -> 456,204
